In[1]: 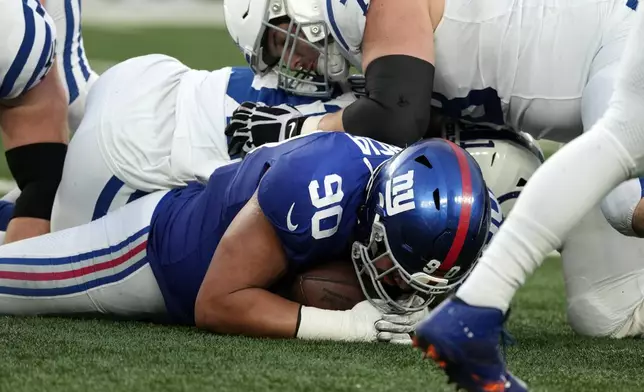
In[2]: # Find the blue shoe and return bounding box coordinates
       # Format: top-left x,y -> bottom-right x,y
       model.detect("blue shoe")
412,296 -> 527,392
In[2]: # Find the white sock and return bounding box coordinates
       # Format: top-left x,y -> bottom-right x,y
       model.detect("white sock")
457,6 -> 644,312
457,128 -> 632,311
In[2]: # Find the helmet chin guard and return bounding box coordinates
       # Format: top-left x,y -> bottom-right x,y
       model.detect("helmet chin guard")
351,217 -> 459,314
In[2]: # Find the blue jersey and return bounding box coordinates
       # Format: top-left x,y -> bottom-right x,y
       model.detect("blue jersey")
146,132 -> 401,324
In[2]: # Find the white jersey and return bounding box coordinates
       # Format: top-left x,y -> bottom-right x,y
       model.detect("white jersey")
324,0 -> 637,142
45,0 -> 98,130
95,56 -> 357,191
52,55 -> 357,230
0,0 -> 57,100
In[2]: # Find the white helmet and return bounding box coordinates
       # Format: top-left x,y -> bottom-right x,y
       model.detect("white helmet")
223,0 -> 349,98
441,120 -> 545,217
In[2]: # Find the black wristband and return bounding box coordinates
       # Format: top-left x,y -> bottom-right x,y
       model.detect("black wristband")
5,143 -> 67,220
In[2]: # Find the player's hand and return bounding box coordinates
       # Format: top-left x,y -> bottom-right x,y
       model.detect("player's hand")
374,309 -> 429,345
225,102 -> 305,158
345,300 -> 387,341
374,297 -> 430,345
345,299 -> 428,344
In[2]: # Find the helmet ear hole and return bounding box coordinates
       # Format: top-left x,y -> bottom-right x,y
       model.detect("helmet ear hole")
432,189 -> 441,210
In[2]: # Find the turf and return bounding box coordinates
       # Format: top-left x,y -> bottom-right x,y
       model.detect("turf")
4,259 -> 643,392
1,26 -> 641,392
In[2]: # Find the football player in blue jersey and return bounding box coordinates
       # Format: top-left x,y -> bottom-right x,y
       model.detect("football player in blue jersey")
0,133 -> 497,342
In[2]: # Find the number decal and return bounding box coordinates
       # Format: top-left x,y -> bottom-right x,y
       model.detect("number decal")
311,205 -> 344,240
444,266 -> 461,279
626,0 -> 638,10
423,259 -> 441,275
433,88 -> 504,126
486,191 -> 504,244
309,174 -> 345,239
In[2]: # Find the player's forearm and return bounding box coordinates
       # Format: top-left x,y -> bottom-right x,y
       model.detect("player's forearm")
0,66 -> 68,240
194,287 -> 301,338
1,66 -> 69,148
193,287 -> 374,341
302,111 -> 345,133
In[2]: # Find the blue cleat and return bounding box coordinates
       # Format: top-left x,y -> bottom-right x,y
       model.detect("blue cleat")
412,296 -> 527,392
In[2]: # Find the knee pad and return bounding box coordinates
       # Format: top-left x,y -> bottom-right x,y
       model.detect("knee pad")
600,178 -> 642,237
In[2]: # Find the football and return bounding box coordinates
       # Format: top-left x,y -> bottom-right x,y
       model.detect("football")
289,259 -> 366,310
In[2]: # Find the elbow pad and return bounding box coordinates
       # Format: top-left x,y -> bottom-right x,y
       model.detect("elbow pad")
342,55 -> 435,147
600,178 -> 642,237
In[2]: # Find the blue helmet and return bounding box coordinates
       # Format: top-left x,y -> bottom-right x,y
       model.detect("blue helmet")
351,138 -> 492,313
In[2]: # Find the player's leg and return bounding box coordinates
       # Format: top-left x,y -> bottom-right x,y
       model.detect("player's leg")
44,0 -> 99,132
561,206 -> 644,338
51,54 -> 188,231
578,2 -> 644,238
452,0 -> 644,310
0,191 -> 168,320
50,65 -> 137,231
414,4 -> 644,390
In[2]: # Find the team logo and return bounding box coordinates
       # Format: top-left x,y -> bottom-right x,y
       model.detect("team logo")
384,170 -> 415,216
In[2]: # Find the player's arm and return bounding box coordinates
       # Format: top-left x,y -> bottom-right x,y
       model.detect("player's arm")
0,64 -> 69,243
194,190 -> 299,337
0,2 -> 68,243
194,190 -> 382,341
308,0 -> 437,146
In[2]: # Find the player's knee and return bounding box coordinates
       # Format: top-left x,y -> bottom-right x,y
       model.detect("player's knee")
567,300 -> 618,338
600,179 -> 642,237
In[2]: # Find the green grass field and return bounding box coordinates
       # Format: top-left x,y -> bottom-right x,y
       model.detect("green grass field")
1,26 -> 640,392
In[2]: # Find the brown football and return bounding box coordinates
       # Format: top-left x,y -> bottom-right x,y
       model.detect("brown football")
290,259 -> 366,310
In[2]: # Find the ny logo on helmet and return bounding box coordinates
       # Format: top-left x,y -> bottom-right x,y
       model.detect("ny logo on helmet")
384,170 -> 415,216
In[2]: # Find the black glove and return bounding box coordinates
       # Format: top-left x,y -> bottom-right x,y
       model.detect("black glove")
225,102 -> 306,158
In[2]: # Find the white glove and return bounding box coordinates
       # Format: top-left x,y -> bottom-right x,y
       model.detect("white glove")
374,310 -> 429,345
374,297 -> 430,345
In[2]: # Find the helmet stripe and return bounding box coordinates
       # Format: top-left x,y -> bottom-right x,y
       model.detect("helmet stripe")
442,141 -> 473,270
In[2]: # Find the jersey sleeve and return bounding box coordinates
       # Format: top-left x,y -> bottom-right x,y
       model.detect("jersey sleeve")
0,0 -> 57,100
323,0 -> 369,69
256,138 -> 361,269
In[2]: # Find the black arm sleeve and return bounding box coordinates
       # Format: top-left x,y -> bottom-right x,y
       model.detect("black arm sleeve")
342,55 -> 435,147
6,142 -> 67,220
